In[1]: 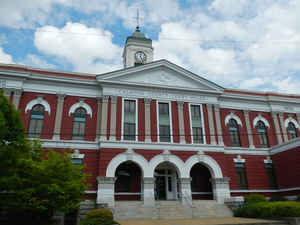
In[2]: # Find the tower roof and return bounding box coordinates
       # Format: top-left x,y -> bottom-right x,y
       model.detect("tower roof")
125,27 -> 152,47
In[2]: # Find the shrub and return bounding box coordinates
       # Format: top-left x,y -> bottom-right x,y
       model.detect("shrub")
296,195 -> 300,202
269,195 -> 286,202
80,209 -> 119,225
244,194 -> 266,203
234,201 -> 300,218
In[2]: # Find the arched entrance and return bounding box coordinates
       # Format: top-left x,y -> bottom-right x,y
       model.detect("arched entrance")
190,163 -> 213,200
114,161 -> 142,201
154,162 -> 179,200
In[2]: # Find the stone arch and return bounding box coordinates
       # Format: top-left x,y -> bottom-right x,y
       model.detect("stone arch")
284,117 -> 300,129
253,115 -> 270,128
185,154 -> 223,178
148,152 -> 185,178
106,150 -> 149,177
69,100 -> 92,118
224,112 -> 242,127
25,97 -> 51,115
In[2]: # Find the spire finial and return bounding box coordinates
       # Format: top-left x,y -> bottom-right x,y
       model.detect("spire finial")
135,9 -> 140,31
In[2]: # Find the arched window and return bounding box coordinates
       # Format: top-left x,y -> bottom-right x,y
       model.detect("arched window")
229,119 -> 241,147
257,121 -> 269,147
28,104 -> 45,138
72,107 -> 87,140
288,122 -> 297,139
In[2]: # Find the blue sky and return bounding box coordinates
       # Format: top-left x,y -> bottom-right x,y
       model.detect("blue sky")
1,0 -> 300,94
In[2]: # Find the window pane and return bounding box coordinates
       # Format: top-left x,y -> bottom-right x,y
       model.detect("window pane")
28,104 -> 45,138
158,103 -> 171,142
159,125 -> 171,142
265,164 -> 277,189
229,119 -> 241,147
124,123 -> 136,141
288,122 -> 297,139
124,100 -> 136,140
73,108 -> 86,140
235,164 -> 248,189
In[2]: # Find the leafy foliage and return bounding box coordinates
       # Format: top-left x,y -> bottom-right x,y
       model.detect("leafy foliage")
244,194 -> 267,204
0,90 -> 89,224
269,194 -> 287,202
234,201 -> 300,218
80,209 -> 119,225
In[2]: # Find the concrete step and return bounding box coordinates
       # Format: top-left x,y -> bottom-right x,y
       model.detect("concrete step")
113,200 -> 233,220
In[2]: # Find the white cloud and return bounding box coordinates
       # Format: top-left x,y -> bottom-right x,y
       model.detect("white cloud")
273,77 -> 300,94
20,54 -> 56,69
239,77 -> 265,89
0,47 -> 13,64
34,22 -> 122,73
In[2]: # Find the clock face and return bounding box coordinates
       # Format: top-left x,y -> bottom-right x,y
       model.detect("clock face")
135,51 -> 147,63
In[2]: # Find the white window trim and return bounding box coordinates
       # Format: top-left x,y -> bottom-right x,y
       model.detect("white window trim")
284,117 -> 300,129
121,98 -> 138,142
225,112 -> 243,127
157,101 -> 173,143
233,154 -> 245,163
253,115 -> 270,128
69,100 -> 92,118
25,96 -> 51,115
189,103 -> 206,144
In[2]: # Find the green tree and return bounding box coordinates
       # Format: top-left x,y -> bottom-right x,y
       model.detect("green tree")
0,90 -> 89,224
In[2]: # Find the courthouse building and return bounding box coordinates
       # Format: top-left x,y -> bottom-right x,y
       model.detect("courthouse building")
1,27 -> 300,218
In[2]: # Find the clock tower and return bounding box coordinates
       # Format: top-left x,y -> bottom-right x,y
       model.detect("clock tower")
122,27 -> 153,68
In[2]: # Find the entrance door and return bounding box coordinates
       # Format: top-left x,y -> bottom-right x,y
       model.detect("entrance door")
155,176 -> 166,200
154,162 -> 179,200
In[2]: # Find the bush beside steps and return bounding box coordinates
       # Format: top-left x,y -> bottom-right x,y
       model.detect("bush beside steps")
80,209 -> 119,225
234,194 -> 300,219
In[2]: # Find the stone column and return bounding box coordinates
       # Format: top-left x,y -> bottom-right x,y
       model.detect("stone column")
3,88 -> 12,99
206,104 -> 216,145
243,110 -> 255,148
177,101 -> 186,144
96,177 -> 116,208
13,89 -> 22,109
180,178 -> 192,206
279,112 -> 288,142
110,96 -> 117,141
271,112 -> 283,144
214,105 -> 224,146
144,98 -> 151,143
96,98 -> 102,140
100,96 -> 109,141
210,177 -> 231,203
52,94 -> 65,140
143,178 -> 155,206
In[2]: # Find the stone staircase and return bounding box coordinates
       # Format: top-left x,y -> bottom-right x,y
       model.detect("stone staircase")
114,200 -> 233,220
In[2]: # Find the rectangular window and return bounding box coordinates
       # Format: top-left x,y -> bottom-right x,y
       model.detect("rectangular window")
123,100 -> 136,141
235,163 -> 248,189
190,105 -> 203,143
72,120 -> 85,140
158,102 -> 171,142
265,163 -> 277,189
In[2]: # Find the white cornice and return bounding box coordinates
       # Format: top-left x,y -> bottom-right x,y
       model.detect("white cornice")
270,137 -> 300,155
231,187 -> 300,193
41,139 -> 100,149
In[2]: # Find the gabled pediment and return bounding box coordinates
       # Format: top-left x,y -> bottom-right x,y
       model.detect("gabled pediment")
97,60 -> 224,93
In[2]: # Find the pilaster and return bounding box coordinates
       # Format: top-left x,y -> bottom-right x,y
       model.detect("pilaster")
143,178 -> 155,206
243,110 -> 255,148
96,97 -> 102,140
177,101 -> 186,144
278,112 -> 288,142
100,96 -> 109,141
3,88 -> 12,98
179,178 -> 192,206
214,105 -> 224,146
53,93 -> 65,140
12,89 -> 22,109
110,96 -> 117,141
271,112 -> 283,144
210,177 -> 231,203
96,176 -> 116,208
144,98 -> 151,143
207,104 -> 216,145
